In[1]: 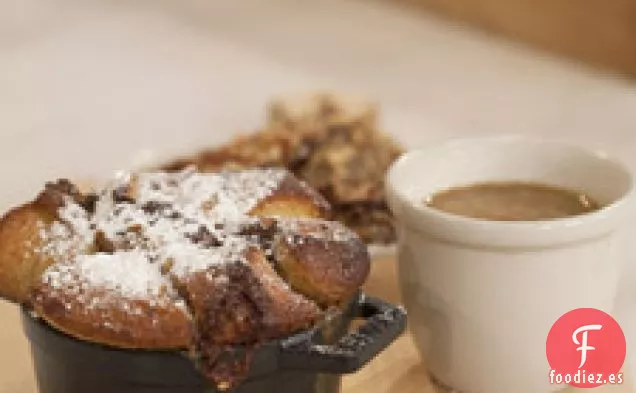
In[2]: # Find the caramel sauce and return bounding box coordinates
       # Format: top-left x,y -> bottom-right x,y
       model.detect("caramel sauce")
426,181 -> 601,221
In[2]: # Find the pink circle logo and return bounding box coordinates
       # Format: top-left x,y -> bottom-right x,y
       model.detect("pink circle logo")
546,308 -> 626,388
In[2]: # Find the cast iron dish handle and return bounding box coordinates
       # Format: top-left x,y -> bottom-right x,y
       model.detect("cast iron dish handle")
279,294 -> 407,373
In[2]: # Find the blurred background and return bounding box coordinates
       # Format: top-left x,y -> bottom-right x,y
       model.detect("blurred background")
0,0 -> 635,388
1,0 -> 635,211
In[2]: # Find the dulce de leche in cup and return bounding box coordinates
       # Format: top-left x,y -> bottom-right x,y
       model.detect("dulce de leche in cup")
385,136 -> 635,393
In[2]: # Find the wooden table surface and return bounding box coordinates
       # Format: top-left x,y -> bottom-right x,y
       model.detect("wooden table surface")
0,257 -> 632,393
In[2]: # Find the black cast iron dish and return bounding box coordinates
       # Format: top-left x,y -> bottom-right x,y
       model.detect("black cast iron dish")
22,293 -> 406,393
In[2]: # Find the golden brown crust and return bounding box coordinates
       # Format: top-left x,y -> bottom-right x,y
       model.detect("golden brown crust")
31,247 -> 193,349
0,203 -> 56,304
249,174 -> 331,219
0,179 -> 83,304
32,287 -> 192,349
273,219 -> 370,307
0,179 -> 102,304
245,247 -> 322,336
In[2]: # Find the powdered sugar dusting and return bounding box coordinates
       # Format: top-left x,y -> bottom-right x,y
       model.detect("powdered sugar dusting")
36,169 -> 289,298
277,218 -> 357,243
166,239 -> 248,278
43,251 -> 170,300
134,169 -> 286,223
38,217 -> 93,261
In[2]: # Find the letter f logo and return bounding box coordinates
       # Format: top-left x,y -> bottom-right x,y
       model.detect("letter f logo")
573,324 -> 603,368
547,308 -> 626,388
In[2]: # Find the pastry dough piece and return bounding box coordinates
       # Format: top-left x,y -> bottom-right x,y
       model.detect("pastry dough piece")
33,251 -> 192,349
0,180 -> 93,304
272,219 -> 370,307
249,172 -> 330,219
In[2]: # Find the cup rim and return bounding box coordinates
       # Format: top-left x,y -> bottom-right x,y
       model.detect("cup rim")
386,135 -> 635,249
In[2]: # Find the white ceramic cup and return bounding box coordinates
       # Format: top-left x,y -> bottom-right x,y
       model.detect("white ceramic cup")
385,136 -> 635,393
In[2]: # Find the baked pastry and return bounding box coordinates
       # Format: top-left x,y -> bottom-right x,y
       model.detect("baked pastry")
161,93 -> 403,245
273,218 -> 369,307
0,179 -> 93,304
0,168 -> 370,389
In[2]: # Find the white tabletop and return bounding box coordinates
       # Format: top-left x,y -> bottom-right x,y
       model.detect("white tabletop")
0,0 -> 635,390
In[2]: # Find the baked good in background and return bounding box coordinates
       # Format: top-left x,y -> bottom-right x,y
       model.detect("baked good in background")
162,93 -> 404,245
0,168 -> 370,389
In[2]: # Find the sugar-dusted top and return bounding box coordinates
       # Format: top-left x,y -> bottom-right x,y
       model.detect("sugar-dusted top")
42,251 -> 172,300
277,217 -> 358,243
37,168 -> 291,299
